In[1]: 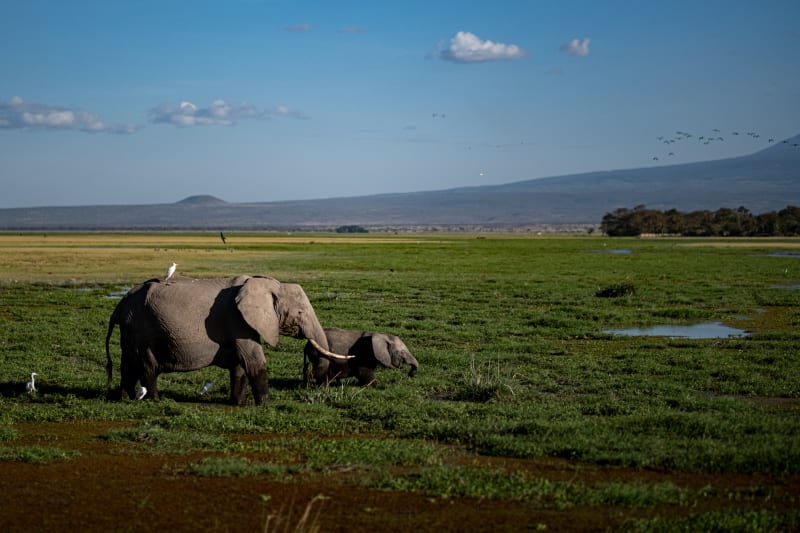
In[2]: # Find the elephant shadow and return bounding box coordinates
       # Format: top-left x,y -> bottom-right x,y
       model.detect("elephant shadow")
148,376 -> 307,405
0,376 -> 308,404
266,377 -> 306,391
0,381 -> 106,400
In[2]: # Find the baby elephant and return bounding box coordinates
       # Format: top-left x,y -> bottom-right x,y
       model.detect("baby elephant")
304,328 -> 419,386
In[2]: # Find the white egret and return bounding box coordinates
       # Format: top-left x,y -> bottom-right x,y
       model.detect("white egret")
26,372 -> 37,393
135,386 -> 147,400
199,381 -> 215,395
165,262 -> 177,281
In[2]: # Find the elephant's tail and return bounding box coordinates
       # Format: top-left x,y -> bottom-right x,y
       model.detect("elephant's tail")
105,314 -> 117,389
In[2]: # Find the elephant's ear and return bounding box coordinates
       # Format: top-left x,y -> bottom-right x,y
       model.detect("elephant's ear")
235,277 -> 281,347
371,334 -> 392,368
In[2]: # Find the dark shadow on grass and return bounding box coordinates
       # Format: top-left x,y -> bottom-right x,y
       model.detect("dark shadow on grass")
0,377 -> 308,405
268,377 -> 306,390
0,382 -> 106,400
138,377 -> 307,406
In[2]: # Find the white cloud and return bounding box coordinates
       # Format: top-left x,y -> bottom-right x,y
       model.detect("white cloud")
0,96 -> 137,134
560,37 -> 591,57
437,31 -> 526,63
149,100 -> 308,127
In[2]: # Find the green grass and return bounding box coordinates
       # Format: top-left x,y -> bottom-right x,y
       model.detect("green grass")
370,466 -> 696,508
0,233 -> 798,526
625,509 -> 800,532
0,446 -> 79,463
186,456 -> 301,478
103,423 -> 231,454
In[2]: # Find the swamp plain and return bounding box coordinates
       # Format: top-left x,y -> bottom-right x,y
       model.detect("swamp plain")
0,232 -> 798,532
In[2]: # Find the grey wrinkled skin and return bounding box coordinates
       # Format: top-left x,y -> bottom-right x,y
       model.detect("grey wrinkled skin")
304,327 -> 419,387
105,275 -> 334,405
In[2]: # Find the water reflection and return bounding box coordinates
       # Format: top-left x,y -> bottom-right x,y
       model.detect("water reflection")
605,322 -> 750,339
586,249 -> 632,255
763,252 -> 800,258
772,284 -> 800,290
105,287 -> 131,299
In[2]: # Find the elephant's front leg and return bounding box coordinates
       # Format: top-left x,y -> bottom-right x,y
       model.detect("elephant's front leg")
229,365 -> 248,406
303,346 -> 329,386
311,356 -> 331,386
357,367 -> 377,387
236,340 -> 270,405
303,351 -> 314,387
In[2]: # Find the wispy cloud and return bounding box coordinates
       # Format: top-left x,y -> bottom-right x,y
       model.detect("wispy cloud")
339,26 -> 367,34
436,31 -> 526,63
148,100 -> 309,127
560,37 -> 591,57
272,105 -> 309,120
149,100 -> 261,127
287,23 -> 312,33
0,96 -> 137,134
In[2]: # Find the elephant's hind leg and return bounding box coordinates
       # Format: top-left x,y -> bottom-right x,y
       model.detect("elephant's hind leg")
139,346 -> 161,400
119,348 -> 140,400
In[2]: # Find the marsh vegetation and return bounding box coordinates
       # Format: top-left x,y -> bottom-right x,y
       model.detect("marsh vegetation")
0,233 -> 798,531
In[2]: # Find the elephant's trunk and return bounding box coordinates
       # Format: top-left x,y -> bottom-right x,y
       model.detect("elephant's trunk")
299,306 -> 352,360
404,353 -> 419,378
302,318 -> 330,350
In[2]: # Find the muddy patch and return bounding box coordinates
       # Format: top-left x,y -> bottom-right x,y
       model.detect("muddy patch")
0,421 -> 797,532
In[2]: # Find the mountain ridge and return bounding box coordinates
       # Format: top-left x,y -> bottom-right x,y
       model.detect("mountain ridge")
1,135 -> 797,230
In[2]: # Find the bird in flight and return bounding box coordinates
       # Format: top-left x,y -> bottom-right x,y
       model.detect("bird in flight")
220,232 -> 227,244
165,262 -> 177,281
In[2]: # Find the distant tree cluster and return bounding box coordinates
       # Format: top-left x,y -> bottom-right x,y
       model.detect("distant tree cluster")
601,205 -> 800,237
335,225 -> 369,234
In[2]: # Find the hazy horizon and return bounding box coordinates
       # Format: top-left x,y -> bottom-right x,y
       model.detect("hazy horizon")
2,1 -> 799,209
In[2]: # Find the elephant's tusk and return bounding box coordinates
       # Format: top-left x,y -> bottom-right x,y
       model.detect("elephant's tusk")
308,338 -> 355,360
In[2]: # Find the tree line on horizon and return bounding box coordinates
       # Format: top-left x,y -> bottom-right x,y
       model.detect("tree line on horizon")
600,205 -> 800,237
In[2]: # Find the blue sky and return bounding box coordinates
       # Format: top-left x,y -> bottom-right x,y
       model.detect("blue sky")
1,0 -> 798,208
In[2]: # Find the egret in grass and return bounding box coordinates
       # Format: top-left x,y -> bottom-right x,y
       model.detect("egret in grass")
199,381 -> 215,395
165,262 -> 177,281
26,372 -> 37,393
135,386 -> 147,400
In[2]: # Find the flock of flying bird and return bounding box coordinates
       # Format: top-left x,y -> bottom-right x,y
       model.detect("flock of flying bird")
650,129 -> 799,161
24,261 -> 216,401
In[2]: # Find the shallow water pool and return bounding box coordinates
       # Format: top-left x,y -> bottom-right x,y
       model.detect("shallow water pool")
604,322 -> 750,339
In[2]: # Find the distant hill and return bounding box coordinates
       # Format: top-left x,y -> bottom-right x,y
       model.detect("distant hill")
0,135 -> 798,231
175,195 -> 228,206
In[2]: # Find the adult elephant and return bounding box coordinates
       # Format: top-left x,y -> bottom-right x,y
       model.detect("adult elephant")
304,328 -> 419,387
105,275 -> 350,405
